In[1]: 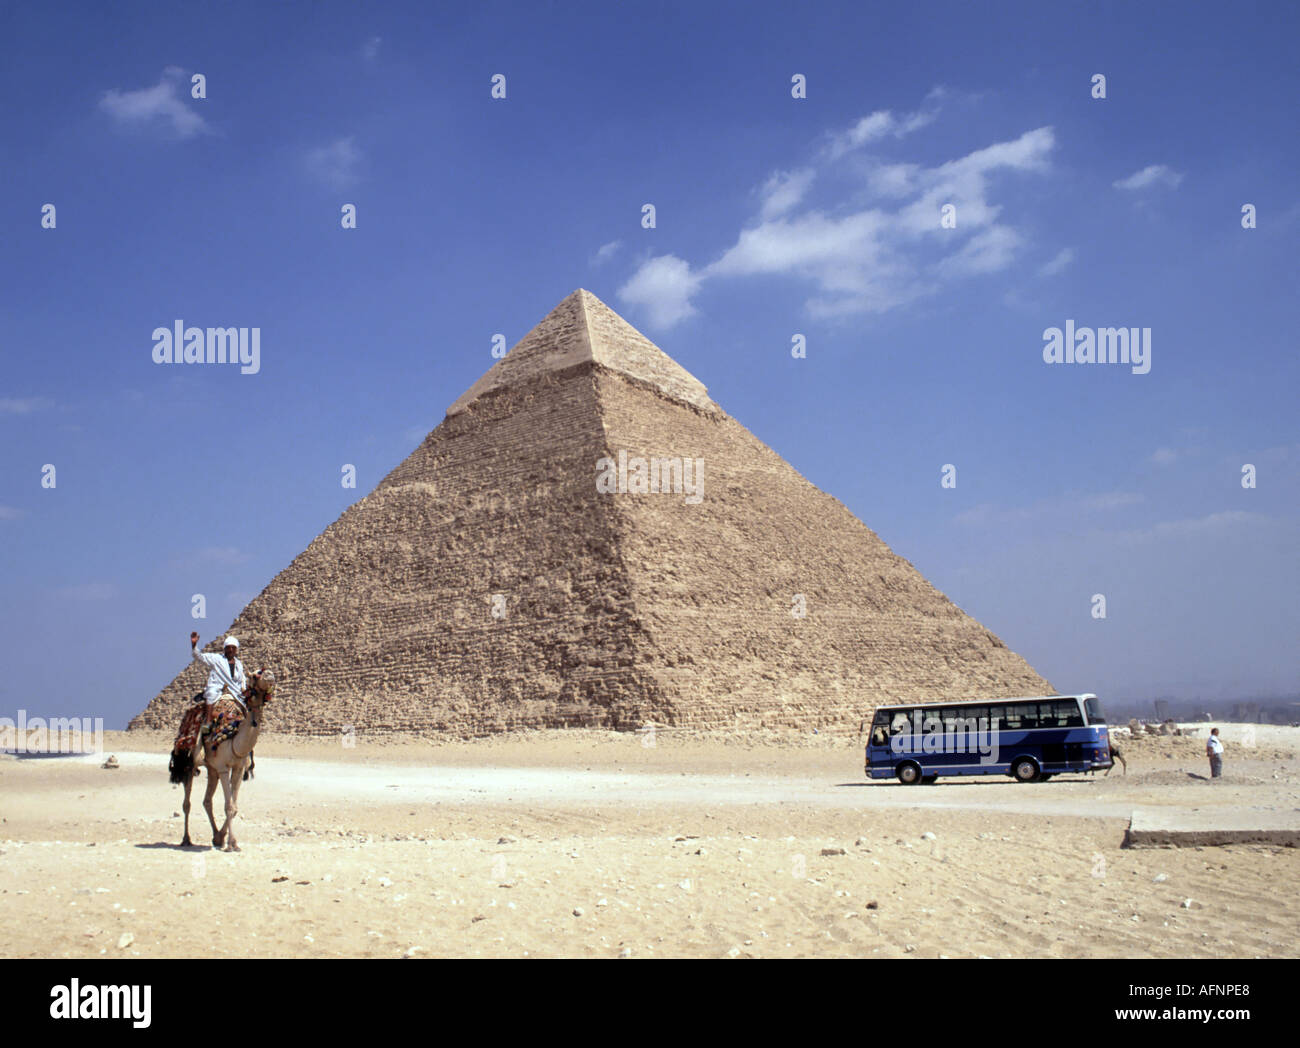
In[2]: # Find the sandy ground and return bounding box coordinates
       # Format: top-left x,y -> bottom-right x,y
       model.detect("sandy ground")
1,725 -> 1297,959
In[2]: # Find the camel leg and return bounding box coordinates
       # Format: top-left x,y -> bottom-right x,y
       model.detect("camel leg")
225,761 -> 246,851
217,766 -> 240,852
202,756 -> 222,847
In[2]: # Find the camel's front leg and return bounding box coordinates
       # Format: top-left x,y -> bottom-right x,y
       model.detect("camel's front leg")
225,761 -> 247,851
216,767 -> 241,852
202,762 -> 222,847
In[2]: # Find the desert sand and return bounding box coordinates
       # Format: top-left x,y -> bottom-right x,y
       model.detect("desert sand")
2,725 -> 1297,959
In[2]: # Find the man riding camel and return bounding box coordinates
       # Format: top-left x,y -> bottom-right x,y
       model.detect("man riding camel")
190,631 -> 257,729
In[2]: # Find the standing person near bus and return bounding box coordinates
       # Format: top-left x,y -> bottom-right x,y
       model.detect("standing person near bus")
1206,727 -> 1224,778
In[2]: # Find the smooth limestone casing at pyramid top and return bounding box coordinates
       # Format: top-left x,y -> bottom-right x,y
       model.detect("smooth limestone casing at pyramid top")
131,290 -> 1053,736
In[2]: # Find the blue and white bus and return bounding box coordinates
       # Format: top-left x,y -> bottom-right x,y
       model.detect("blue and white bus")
865,694 -> 1112,784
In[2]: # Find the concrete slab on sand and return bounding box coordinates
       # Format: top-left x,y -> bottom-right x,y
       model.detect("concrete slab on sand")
1126,805 -> 1300,847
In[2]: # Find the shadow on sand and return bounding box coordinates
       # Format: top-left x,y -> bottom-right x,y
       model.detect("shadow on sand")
834,775 -> 1101,788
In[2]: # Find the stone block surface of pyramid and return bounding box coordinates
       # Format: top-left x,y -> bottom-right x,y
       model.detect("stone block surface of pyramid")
132,289 -> 1052,736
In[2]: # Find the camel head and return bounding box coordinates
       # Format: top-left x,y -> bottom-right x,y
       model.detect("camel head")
247,669 -> 276,715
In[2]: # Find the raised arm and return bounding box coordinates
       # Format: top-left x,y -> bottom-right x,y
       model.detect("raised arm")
191,631 -> 216,668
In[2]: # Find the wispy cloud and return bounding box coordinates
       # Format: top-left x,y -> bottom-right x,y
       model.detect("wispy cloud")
758,169 -> 816,220
0,505 -> 23,521
1039,248 -> 1075,277
0,397 -> 53,415
956,490 -> 1143,526
619,96 -> 1054,326
1113,164 -> 1183,191
1113,510 -> 1268,544
934,225 -> 1023,278
305,137 -> 363,189
591,240 -> 622,266
99,67 -> 209,139
361,36 -> 382,61
822,88 -> 945,160
1149,447 -> 1178,465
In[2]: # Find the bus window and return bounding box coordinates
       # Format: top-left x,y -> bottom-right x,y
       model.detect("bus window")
871,726 -> 889,745
1053,700 -> 1085,727
1084,697 -> 1106,724
942,705 -> 987,731
890,711 -> 912,735
1007,703 -> 1039,729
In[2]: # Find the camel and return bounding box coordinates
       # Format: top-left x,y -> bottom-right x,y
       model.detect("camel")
178,672 -> 274,851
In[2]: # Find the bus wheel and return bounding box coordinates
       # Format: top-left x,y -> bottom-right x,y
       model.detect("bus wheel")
1012,758 -> 1040,783
896,762 -> 922,785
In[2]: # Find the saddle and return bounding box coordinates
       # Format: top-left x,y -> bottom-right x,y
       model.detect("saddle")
169,694 -> 205,784
205,696 -> 247,749
167,694 -> 248,783
172,695 -> 207,755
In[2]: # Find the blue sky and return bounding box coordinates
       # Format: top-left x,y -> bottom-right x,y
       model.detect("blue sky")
1,0 -> 1296,728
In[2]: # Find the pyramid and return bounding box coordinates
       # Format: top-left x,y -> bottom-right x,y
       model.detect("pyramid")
132,290 -> 1052,736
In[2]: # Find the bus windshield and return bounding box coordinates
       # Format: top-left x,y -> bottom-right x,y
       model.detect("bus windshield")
1084,696 -> 1106,725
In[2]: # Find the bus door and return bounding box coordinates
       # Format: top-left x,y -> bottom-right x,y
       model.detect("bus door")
868,712 -> 892,773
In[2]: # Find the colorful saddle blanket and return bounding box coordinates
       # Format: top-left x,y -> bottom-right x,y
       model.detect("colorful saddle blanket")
205,697 -> 245,749
172,696 -> 244,754
173,700 -> 205,755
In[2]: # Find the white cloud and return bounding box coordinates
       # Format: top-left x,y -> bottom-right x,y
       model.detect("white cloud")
306,137 -> 363,189
0,397 -> 52,414
0,505 -> 22,520
863,161 -> 921,198
758,168 -> 815,220
827,111 -> 893,155
710,210 -> 888,279
1149,447 -> 1178,465
1039,248 -> 1075,276
823,97 -> 940,160
99,67 -> 209,138
1113,164 -> 1183,191
934,225 -> 1023,278
618,111 -> 1055,326
362,36 -> 382,61
592,240 -> 622,266
617,255 -> 703,328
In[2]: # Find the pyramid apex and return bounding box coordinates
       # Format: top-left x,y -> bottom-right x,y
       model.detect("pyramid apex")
447,289 -> 714,416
